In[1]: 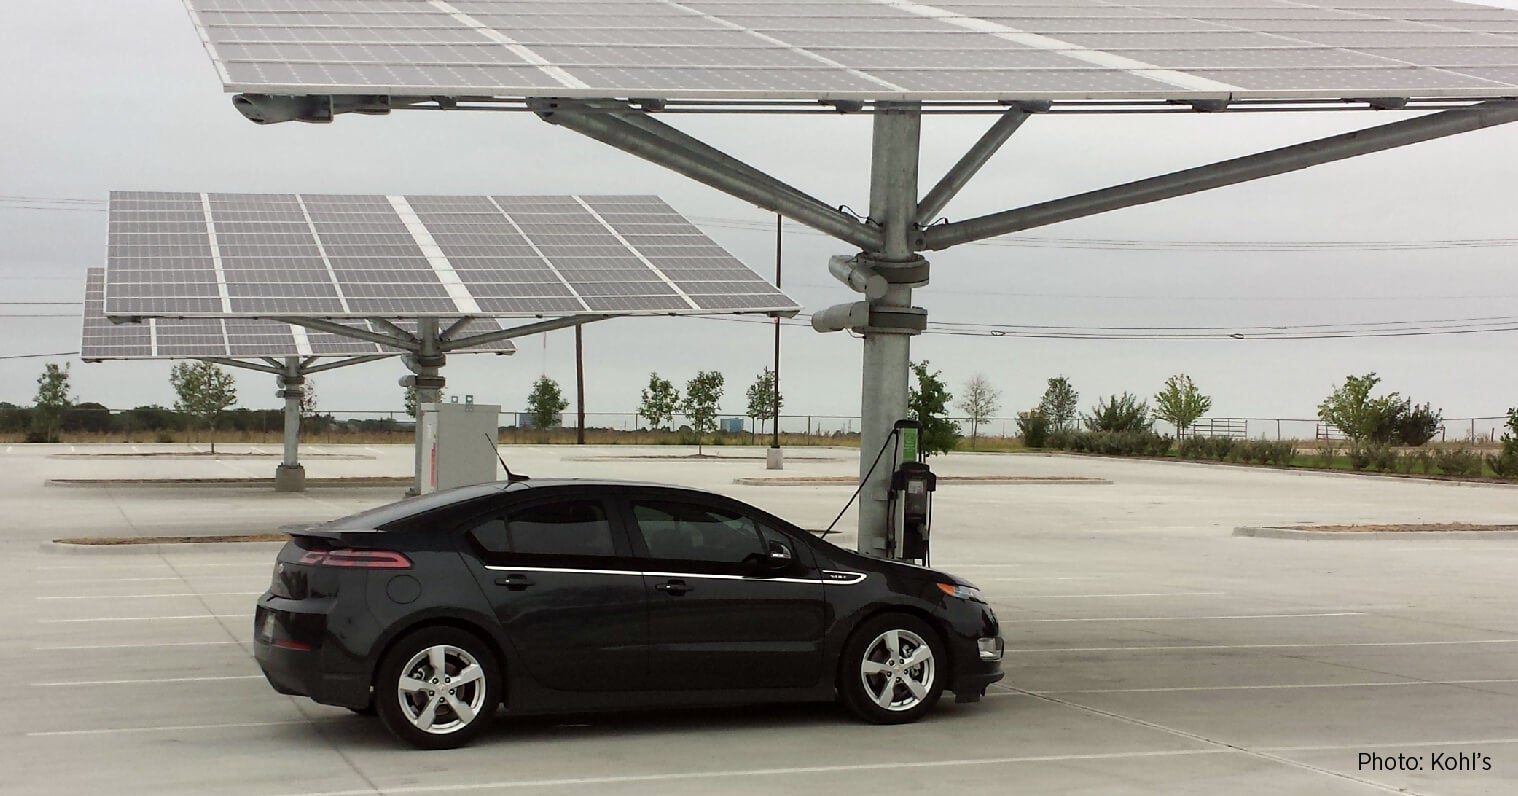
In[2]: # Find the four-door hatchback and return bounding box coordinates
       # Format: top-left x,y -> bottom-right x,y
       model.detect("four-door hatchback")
254,479 -> 1004,748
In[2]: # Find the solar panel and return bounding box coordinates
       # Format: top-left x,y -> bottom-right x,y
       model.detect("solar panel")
103,191 -> 796,319
83,269 -> 517,360
180,0 -> 1518,101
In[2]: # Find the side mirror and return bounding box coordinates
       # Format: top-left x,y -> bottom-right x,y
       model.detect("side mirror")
746,540 -> 794,572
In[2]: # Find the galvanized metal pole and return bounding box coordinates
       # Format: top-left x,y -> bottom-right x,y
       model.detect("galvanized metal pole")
274,356 -> 306,492
857,103 -> 923,559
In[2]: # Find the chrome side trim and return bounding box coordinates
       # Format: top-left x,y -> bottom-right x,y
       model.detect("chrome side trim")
481,564 -> 867,586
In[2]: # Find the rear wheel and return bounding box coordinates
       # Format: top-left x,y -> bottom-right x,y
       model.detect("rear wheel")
838,613 -> 945,724
375,627 -> 499,749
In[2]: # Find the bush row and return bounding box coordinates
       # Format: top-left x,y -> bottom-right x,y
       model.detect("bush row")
1044,430 -> 1173,457
1177,436 -> 1295,466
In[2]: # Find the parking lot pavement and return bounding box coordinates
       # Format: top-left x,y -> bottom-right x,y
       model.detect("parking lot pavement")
6,443 -> 1518,794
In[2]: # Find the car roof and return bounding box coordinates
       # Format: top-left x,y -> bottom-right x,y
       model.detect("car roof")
322,478 -> 723,531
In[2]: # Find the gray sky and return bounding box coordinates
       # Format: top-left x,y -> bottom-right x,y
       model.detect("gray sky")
5,0 -> 1518,430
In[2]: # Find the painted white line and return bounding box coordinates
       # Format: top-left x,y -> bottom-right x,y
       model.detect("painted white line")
35,640 -> 246,651
38,575 -> 263,585
33,674 -> 263,687
1041,678 -> 1518,695
28,719 -> 307,737
36,592 -> 261,601
38,614 -> 250,624
1264,738 -> 1518,753
269,749 -> 1230,796
35,561 -> 263,572
1005,612 -> 1365,623
1005,639 -> 1518,653
979,577 -> 1095,582
934,563 -> 1023,568
1006,592 -> 1224,600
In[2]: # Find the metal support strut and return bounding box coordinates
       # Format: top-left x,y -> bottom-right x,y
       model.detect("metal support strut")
406,318 -> 446,497
857,103 -> 927,559
274,356 -> 306,493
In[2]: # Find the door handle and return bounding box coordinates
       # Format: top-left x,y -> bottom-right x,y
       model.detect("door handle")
494,574 -> 535,591
654,579 -> 691,596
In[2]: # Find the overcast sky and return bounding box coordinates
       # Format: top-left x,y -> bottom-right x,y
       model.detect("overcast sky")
5,1 -> 1518,434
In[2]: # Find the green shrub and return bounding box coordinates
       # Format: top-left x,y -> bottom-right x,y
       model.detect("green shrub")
1017,410 -> 1050,448
1369,444 -> 1397,473
1397,403 -> 1443,446
1082,393 -> 1153,433
1435,447 -> 1482,477
1346,443 -> 1373,471
1177,436 -> 1208,460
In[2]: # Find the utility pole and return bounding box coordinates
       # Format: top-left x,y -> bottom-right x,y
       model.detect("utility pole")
767,213 -> 784,470
575,324 -> 586,444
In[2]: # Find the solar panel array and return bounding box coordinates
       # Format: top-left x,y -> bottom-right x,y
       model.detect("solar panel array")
182,0 -> 1518,101
103,191 -> 795,319
83,269 -> 516,360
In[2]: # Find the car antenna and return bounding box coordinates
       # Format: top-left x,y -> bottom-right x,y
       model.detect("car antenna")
484,433 -> 529,483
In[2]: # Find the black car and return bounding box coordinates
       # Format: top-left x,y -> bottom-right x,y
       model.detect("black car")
255,479 -> 1004,748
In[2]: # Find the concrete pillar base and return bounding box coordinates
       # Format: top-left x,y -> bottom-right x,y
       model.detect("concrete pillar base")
274,464 -> 306,493
766,447 -> 784,470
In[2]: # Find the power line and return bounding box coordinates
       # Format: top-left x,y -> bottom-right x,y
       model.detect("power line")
0,351 -> 79,361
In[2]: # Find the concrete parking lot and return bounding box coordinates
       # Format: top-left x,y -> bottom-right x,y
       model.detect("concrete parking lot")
5,442 -> 1517,794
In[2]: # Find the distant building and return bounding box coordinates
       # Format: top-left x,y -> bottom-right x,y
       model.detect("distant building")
719,417 -> 745,434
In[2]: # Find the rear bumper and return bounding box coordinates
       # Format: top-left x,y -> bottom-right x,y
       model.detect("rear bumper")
254,602 -> 371,709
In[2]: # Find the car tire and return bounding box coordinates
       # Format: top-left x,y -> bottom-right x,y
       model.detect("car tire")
375,627 -> 500,749
838,613 -> 946,724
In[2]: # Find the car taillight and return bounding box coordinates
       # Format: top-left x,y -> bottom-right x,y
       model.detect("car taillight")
297,549 -> 411,569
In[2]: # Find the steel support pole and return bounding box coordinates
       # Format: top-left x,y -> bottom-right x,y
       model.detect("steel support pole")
409,318 -> 445,496
768,214 -> 784,470
274,357 -> 306,492
915,107 -> 1029,226
857,103 -> 923,559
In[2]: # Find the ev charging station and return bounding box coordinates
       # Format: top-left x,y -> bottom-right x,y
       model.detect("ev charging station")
414,399 -> 502,495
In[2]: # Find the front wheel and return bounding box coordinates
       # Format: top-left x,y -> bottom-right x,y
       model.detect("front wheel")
375,627 -> 499,749
838,613 -> 945,724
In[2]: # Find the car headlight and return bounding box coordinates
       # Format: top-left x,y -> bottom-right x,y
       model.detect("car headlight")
936,582 -> 985,603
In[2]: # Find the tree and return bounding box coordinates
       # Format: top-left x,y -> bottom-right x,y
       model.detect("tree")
681,370 -> 725,454
525,376 -> 569,429
169,361 -> 238,453
30,363 -> 73,443
1318,373 -> 1403,443
1039,376 -> 1079,432
1397,402 -> 1443,447
744,367 -> 782,439
909,361 -> 960,456
1153,374 -> 1212,437
300,379 -> 318,418
1084,393 -> 1153,433
957,373 -> 1000,448
638,372 -> 679,431
403,385 -> 444,419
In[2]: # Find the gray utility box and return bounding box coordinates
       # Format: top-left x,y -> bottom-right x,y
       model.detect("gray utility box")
415,402 -> 501,494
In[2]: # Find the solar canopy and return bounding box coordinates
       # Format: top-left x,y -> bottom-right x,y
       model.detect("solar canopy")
183,0 -> 1518,102
103,191 -> 796,319
83,269 -> 515,360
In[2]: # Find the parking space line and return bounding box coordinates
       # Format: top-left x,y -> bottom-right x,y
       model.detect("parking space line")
1039,678 -> 1518,695
33,674 -> 263,687
1005,612 -> 1364,623
978,576 -> 1096,582
268,749 -> 1234,796
1263,738 -> 1518,753
35,592 -> 261,600
38,576 -> 263,585
33,562 -> 264,572
28,720 -> 309,737
35,640 -> 246,651
1005,639 -> 1518,653
38,613 -> 250,623
1004,592 -> 1225,599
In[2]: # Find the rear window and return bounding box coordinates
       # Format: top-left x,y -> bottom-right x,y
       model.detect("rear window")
468,500 -> 616,558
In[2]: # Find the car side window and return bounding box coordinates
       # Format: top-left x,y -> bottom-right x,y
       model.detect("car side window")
465,500 -> 616,558
632,501 -> 765,564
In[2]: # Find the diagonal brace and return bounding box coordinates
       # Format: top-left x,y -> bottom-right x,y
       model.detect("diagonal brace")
532,98 -> 883,251
916,107 -> 1030,226
198,357 -> 282,375
303,355 -> 392,375
274,317 -> 418,351
924,100 -> 1518,251
441,314 -> 612,352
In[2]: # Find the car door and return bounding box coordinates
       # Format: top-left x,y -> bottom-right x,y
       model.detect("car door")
458,494 -> 647,693
623,491 -> 826,691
